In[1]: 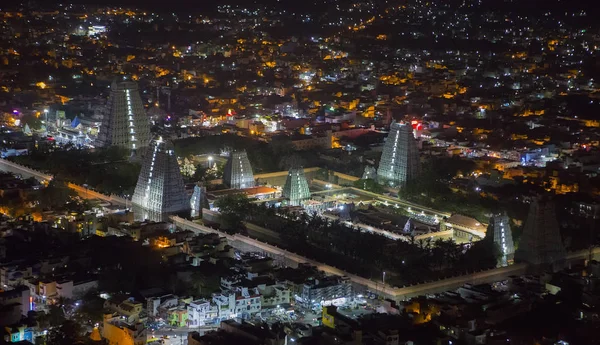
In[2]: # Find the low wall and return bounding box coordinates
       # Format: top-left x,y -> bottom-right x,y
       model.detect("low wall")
0,158 -> 127,206
170,215 -> 533,301
0,158 -> 52,181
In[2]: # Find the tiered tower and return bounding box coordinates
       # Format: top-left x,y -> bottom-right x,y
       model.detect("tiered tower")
190,184 -> 208,218
515,197 -> 566,267
97,80 -> 151,150
376,122 -> 421,187
282,168 -> 311,206
362,166 -> 377,180
132,137 -> 189,221
223,150 -> 255,189
487,213 -> 515,266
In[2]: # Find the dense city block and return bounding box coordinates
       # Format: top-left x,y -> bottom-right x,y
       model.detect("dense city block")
0,0 -> 598,344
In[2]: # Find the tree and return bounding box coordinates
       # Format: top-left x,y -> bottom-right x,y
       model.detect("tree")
460,238 -> 501,271
38,305 -> 66,330
278,153 -> 306,170
76,292 -> 104,325
180,157 -> 196,177
21,112 -> 43,130
215,194 -> 252,231
47,320 -> 82,345
353,179 -> 384,194
37,179 -> 77,210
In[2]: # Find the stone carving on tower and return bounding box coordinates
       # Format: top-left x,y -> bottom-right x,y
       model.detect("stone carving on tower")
282,168 -> 311,206
223,150 -> 255,189
514,197 -> 566,269
376,122 -> 421,187
132,137 -> 189,221
97,79 -> 151,151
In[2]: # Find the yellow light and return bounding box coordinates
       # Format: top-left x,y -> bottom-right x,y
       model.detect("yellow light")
36,82 -> 47,89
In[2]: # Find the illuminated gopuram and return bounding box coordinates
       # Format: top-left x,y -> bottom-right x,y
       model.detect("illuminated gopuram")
486,213 -> 515,266
282,168 -> 311,206
132,137 -> 189,221
362,166 -> 377,180
97,79 -> 151,151
515,197 -> 566,268
376,122 -> 421,187
223,150 -> 255,189
190,184 -> 207,218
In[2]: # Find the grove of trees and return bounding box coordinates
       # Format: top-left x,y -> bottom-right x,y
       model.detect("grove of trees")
216,195 -> 500,286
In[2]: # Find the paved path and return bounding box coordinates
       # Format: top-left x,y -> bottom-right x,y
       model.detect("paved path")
171,216 -> 535,300
0,158 -> 127,206
0,158 -> 52,181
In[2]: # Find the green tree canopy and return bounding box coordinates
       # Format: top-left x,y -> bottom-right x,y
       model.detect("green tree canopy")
215,194 -> 253,231
353,179 -> 384,194
37,179 -> 77,210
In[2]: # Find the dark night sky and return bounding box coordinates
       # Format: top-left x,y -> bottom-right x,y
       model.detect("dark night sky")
2,0 -> 598,15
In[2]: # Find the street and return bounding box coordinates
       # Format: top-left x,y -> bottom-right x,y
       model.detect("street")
149,326 -> 217,345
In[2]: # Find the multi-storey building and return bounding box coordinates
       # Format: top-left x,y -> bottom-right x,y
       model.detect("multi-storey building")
132,137 -> 190,221
376,122 -> 421,187
282,168 -> 311,206
0,287 -> 31,326
102,314 -> 147,345
301,276 -> 352,307
96,80 -> 151,151
187,299 -> 219,327
223,151 -> 255,189
212,288 -> 261,320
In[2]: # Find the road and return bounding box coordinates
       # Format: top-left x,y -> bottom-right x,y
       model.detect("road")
171,216 -> 532,301
0,158 -> 52,181
310,180 -> 451,220
0,158 -> 127,206
150,326 -> 217,345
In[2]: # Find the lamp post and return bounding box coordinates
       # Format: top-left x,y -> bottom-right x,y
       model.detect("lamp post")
207,155 -> 213,169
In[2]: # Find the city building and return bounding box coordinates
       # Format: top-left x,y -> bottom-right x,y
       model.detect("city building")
300,276 -> 352,307
0,287 -> 31,326
282,168 -> 311,206
33,278 -> 98,302
486,213 -> 515,266
3,324 -> 34,343
222,151 -> 255,189
132,137 -> 190,221
104,297 -> 144,322
515,197 -> 566,268
101,314 -> 147,345
182,233 -> 233,266
188,320 -> 285,345
96,79 -> 151,151
376,122 -> 421,187
212,288 -> 262,320
187,299 -> 219,327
